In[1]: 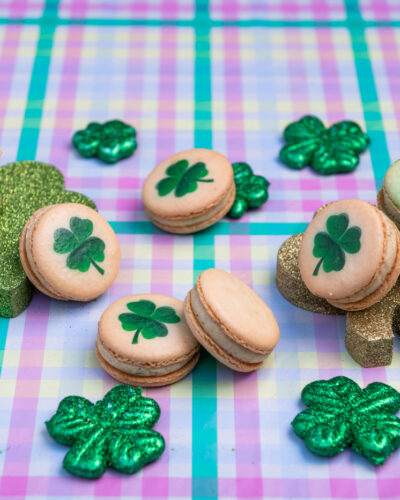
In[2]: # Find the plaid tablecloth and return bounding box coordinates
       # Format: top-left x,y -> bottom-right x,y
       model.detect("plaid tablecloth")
1,0 -> 400,498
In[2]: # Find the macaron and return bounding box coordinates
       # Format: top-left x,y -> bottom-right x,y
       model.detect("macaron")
184,268 -> 279,372
142,149 -> 235,233
96,294 -> 200,387
299,199 -> 400,311
378,159 -> 400,227
19,203 -> 120,301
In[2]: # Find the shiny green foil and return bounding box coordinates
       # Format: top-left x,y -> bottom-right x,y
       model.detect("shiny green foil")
46,385 -> 165,479
292,376 -> 400,465
228,162 -> 270,219
0,161 -> 95,318
279,115 -> 370,175
73,120 -> 137,164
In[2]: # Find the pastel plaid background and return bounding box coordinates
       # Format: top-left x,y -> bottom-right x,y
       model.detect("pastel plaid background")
1,0 -> 400,499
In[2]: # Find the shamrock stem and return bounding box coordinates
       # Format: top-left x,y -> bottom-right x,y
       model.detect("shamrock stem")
90,258 -> 105,275
197,179 -> 214,183
132,329 -> 141,344
313,257 -> 324,276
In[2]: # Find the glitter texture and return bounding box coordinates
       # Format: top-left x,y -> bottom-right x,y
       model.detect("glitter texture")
0,161 -> 95,317
279,115 -> 370,175
292,376 -> 400,465
45,385 -> 165,479
72,120 -> 137,164
228,162 -> 270,219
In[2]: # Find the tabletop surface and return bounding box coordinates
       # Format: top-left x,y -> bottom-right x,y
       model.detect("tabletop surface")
1,0 -> 400,499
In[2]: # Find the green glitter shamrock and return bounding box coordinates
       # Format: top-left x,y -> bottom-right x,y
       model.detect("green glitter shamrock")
53,217 -> 105,275
292,376 -> 400,465
119,299 -> 180,344
46,385 -> 165,478
72,120 -> 137,164
0,161 -> 95,318
156,159 -> 214,197
312,213 -> 361,276
228,162 -> 270,219
279,115 -> 370,175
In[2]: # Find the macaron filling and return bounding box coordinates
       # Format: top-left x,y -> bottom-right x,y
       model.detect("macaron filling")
328,214 -> 398,305
189,287 -> 268,364
383,189 -> 400,225
96,339 -> 197,377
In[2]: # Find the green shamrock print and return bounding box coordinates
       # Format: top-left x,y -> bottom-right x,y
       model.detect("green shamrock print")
279,115 -> 370,175
118,299 -> 181,344
72,120 -> 137,164
46,385 -> 165,478
312,213 -> 361,276
292,376 -> 400,465
53,216 -> 105,275
228,162 -> 270,219
156,159 -> 214,197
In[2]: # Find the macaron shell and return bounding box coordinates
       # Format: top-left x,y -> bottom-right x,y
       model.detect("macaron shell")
299,200 -> 386,301
328,219 -> 400,311
98,294 -> 199,365
383,159 -> 400,210
142,149 -> 234,219
196,268 -> 279,353
26,203 -> 120,301
184,293 -> 262,372
96,342 -> 200,387
146,185 -> 235,234
378,187 -> 400,227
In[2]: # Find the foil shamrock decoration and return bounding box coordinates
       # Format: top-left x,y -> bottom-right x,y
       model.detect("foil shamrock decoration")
46,385 -> 165,478
279,115 -> 370,175
72,120 -> 137,164
292,376 -> 400,465
228,162 -> 270,219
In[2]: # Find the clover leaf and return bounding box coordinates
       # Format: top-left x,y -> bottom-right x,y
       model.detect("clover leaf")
118,299 -> 181,344
72,120 -> 137,164
53,216 -> 105,275
46,385 -> 165,478
228,162 -> 270,219
156,159 -> 214,197
312,213 -> 361,276
279,115 -> 370,175
292,376 -> 400,465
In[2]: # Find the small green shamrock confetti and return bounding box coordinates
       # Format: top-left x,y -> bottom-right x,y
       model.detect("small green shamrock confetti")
279,115 -> 370,175
46,385 -> 165,478
119,299 -> 181,344
228,162 -> 270,219
156,159 -> 214,197
53,217 -> 105,275
292,376 -> 400,465
72,120 -> 137,164
312,213 -> 361,276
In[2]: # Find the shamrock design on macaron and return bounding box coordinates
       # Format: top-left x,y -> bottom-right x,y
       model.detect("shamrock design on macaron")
46,385 -> 165,478
72,120 -> 137,164
312,213 -> 361,276
292,376 -> 400,465
119,299 -> 181,344
156,159 -> 214,198
280,115 -> 370,175
53,216 -> 106,275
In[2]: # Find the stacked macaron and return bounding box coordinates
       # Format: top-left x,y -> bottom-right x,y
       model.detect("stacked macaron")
378,159 -> 400,228
142,149 -> 235,233
20,203 -> 121,301
299,199 -> 400,311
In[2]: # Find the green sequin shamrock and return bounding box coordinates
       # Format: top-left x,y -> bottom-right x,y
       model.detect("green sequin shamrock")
53,217 -> 105,275
119,299 -> 181,344
312,213 -> 361,276
156,159 -> 214,197
292,376 -> 400,465
279,115 -> 370,175
228,162 -> 270,219
72,120 -> 137,164
46,385 -> 165,478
